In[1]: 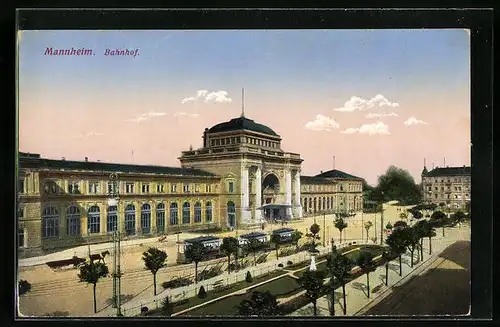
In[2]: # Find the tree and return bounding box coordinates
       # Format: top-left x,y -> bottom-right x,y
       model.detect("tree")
220,237 -> 238,274
404,227 -> 421,268
270,233 -> 283,259
306,223 -> 321,252
291,230 -> 303,251
185,242 -> 207,283
364,221 -> 373,242
373,166 -> 422,205
431,210 -> 448,237
299,269 -> 326,316
451,211 -> 466,226
245,238 -> 263,266
238,291 -> 280,316
413,220 -> 429,261
334,218 -> 348,243
198,285 -> 207,299
399,212 -> 408,220
77,260 -> 109,313
393,220 -> 408,230
327,249 -> 354,315
142,247 -> 168,296
246,271 -> 253,283
410,210 -> 423,219
385,222 -> 393,230
420,220 -> 436,255
356,250 -> 376,298
381,248 -> 396,286
385,228 -> 407,276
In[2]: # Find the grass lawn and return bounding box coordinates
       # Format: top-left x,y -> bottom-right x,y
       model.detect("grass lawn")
149,270 -> 287,316
181,275 -> 301,317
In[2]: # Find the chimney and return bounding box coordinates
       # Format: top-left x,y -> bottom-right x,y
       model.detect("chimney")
85,157 -> 88,162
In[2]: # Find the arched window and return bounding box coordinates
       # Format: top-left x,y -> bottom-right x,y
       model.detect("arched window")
107,205 -> 118,232
66,206 -> 81,236
227,201 -> 236,227
156,203 -> 165,233
303,198 -> 308,213
170,203 -> 178,225
313,197 -> 317,212
42,206 -> 59,238
205,201 -> 212,222
141,204 -> 151,234
124,204 -> 136,235
182,202 -> 191,224
88,206 -> 100,234
194,202 -> 202,223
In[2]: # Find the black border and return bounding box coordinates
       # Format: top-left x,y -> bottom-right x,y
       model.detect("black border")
2,7 -> 494,326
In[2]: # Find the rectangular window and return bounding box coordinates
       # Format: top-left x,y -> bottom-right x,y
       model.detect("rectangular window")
228,181 -> 234,193
183,184 -> 190,193
19,179 -> 25,193
88,182 -> 100,194
18,207 -> 24,218
125,183 -> 135,194
458,186 -> 462,191
195,184 -> 200,192
142,183 -> 150,193
68,182 -> 80,194
157,184 -> 164,193
171,184 -> 177,193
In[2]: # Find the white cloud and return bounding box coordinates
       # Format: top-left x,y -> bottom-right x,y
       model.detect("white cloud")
181,89 -> 232,104
181,97 -> 196,104
125,111 -> 167,123
304,114 -> 340,131
174,112 -> 200,118
365,112 -> 399,119
340,121 -> 391,135
404,116 -> 428,126
334,94 -> 399,112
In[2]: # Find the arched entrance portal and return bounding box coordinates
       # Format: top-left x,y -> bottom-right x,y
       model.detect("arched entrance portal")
262,173 -> 280,220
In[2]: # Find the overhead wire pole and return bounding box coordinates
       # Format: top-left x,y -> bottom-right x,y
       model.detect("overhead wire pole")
109,173 -> 122,316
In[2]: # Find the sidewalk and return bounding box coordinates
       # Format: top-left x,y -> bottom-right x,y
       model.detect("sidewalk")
288,225 -> 469,316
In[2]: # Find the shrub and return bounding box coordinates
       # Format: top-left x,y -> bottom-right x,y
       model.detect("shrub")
198,285 -> 207,299
160,297 -> 173,316
277,263 -> 284,268
246,271 -> 253,283
140,306 -> 149,315
287,260 -> 293,266
18,280 -> 31,295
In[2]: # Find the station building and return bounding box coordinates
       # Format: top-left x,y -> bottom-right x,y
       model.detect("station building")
17,115 -> 363,257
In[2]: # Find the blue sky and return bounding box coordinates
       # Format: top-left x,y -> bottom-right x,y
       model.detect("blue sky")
19,29 -> 470,185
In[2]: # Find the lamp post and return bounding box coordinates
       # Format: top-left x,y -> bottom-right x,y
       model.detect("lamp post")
109,172 -> 122,316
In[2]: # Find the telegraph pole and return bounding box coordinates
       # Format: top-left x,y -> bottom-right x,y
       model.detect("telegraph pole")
109,173 -> 122,316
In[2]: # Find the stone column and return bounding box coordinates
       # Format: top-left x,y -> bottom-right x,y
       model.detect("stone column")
254,167 -> 263,221
294,171 -> 302,218
241,167 -> 251,223
285,170 -> 292,218
151,204 -> 157,234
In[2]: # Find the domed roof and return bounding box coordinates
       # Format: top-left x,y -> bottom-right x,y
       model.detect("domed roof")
207,116 -> 279,136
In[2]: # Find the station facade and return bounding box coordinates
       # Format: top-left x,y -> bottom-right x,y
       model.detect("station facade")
17,115 -> 363,257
